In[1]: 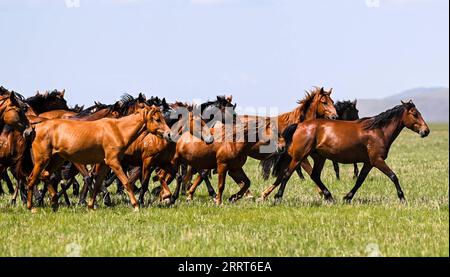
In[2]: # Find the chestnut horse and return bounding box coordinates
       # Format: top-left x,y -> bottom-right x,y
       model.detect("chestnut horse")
261,101 -> 430,202
26,106 -> 172,212
171,118 -> 285,205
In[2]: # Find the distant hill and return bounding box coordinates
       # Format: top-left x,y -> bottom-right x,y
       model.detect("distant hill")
357,87 -> 449,123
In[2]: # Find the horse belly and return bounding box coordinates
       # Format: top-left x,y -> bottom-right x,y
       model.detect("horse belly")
316,144 -> 368,164
50,123 -> 105,164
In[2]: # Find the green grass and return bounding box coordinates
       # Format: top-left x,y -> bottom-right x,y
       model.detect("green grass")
0,124 -> 448,257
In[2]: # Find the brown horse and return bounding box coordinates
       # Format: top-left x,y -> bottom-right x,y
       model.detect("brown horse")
0,88 -> 34,200
261,100 -> 430,202
26,106 -> 172,212
170,118 -> 285,205
189,87 -> 338,197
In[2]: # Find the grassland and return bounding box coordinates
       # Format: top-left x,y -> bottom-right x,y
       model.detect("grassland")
0,124 -> 448,257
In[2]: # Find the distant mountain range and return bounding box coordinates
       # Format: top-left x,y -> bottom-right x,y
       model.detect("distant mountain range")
357,87 -> 449,123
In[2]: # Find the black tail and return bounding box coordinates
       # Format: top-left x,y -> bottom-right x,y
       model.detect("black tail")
260,124 -> 298,180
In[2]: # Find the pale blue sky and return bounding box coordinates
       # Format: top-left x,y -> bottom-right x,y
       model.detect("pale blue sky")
0,0 -> 448,111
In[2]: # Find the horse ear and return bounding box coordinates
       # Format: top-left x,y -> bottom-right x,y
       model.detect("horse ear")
35,90 -> 40,96
226,95 -> 233,103
9,91 -> 19,106
329,88 -> 333,94
353,99 -> 357,106
320,87 -> 325,94
138,93 -> 146,103
60,89 -> 65,98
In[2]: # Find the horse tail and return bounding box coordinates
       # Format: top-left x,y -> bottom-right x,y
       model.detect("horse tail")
260,123 -> 298,180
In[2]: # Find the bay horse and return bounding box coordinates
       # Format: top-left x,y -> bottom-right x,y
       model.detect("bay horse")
189,88 -> 337,197
25,106 -> 172,213
0,88 -> 34,200
261,100 -> 430,202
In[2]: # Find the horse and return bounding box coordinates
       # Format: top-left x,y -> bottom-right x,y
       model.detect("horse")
332,100 -> 360,179
25,89 -> 69,115
188,88 -> 337,198
170,117 -> 285,205
25,105 -> 172,213
0,88 -> 34,200
119,102 -> 215,205
260,100 -> 430,202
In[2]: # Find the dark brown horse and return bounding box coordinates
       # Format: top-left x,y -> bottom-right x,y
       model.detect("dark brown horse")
26,106 -> 172,213
0,88 -> 34,200
261,101 -> 430,202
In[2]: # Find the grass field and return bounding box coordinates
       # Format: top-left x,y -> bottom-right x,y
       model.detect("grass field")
0,124 -> 448,257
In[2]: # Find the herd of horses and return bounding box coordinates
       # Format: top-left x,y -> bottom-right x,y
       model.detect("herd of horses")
0,86 -> 430,213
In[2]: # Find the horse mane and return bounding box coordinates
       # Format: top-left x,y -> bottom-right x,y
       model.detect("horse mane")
359,103 -> 413,130
0,86 -> 10,96
71,103 -> 111,118
334,100 -> 353,113
278,87 -> 321,125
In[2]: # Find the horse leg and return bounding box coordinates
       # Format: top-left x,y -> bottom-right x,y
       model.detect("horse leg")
333,161 -> 340,180
87,164 -> 109,210
106,158 -> 139,211
307,154 -> 334,202
295,168 -> 305,180
353,163 -> 359,179
138,158 -> 154,206
186,174 -> 204,201
214,164 -> 228,205
127,166 -> 141,193
3,169 -> 15,194
343,163 -> 372,202
273,159 -> 303,202
181,165 -> 193,195
202,171 -> 217,198
37,183 -> 48,207
228,168 -> 251,202
373,159 -> 406,202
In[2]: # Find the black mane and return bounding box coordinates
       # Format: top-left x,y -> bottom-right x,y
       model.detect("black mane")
360,103 -> 413,130
334,100 -> 354,113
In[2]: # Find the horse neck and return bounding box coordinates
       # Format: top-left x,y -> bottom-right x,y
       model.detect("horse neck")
116,113 -> 146,146
379,116 -> 405,149
277,105 -> 303,132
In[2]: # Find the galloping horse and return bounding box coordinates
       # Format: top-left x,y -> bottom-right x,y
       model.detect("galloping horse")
26,106 -> 172,212
189,88 -> 337,197
0,88 -> 34,198
260,101 -> 430,202
171,118 -> 285,205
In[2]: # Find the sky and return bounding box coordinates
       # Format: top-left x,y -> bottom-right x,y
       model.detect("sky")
0,0 -> 448,112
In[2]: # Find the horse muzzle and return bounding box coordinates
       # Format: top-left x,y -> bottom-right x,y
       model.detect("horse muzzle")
163,131 -> 173,142
419,129 -> 430,138
203,135 -> 214,145
23,127 -> 35,140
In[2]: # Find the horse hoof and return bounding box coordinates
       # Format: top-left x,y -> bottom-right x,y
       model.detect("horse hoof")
78,200 -> 87,207
133,206 -> 140,212
10,199 -> 16,206
31,208 -> 38,214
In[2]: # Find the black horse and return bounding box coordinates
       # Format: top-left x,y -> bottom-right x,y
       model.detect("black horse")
333,100 -> 360,179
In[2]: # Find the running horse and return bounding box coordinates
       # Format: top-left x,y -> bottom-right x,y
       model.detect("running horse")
261,100 -> 430,202
0,87 -> 34,198
25,105 -> 172,213
190,88 -> 338,197
171,117 -> 285,205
